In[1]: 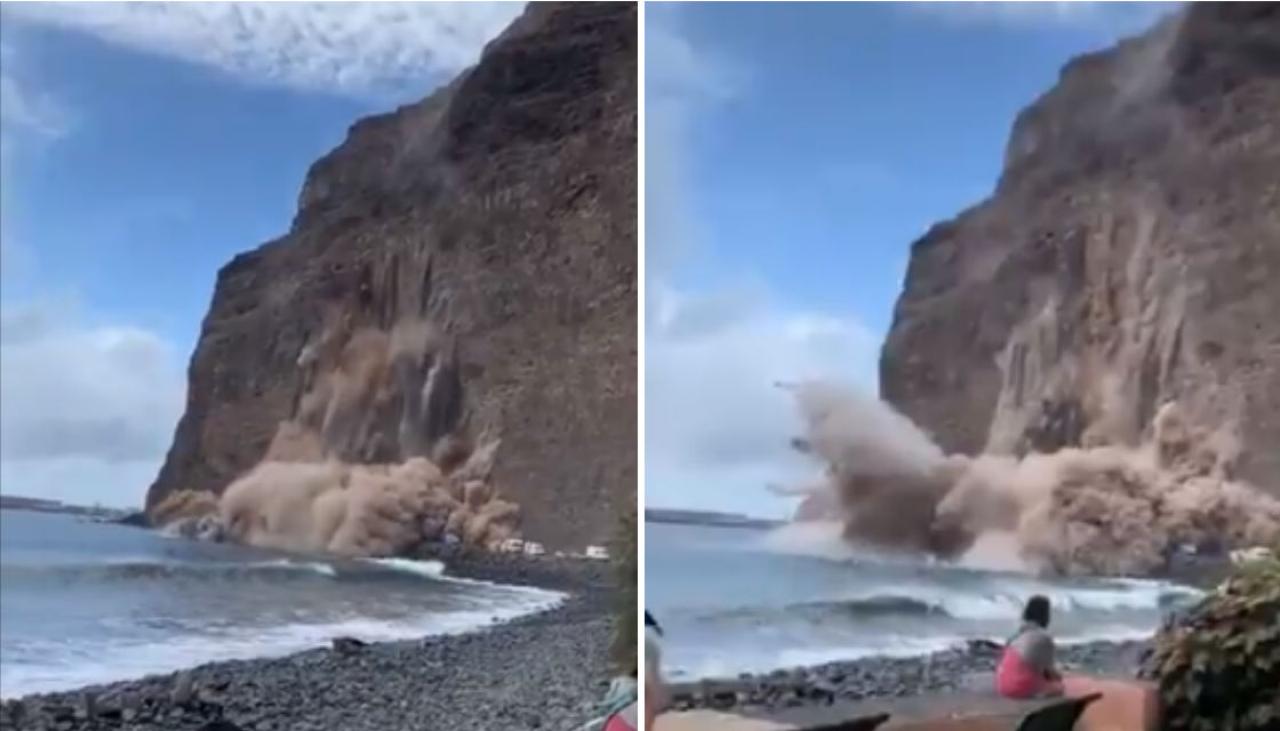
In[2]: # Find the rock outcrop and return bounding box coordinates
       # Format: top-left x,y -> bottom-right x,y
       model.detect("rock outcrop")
146,2 -> 637,549
881,3 -> 1280,495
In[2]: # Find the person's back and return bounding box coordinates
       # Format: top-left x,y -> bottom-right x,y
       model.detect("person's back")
996,595 -> 1063,699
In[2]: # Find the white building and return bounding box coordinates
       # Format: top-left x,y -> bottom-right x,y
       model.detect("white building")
1230,546 -> 1274,565
523,541 -> 546,556
584,545 -> 609,560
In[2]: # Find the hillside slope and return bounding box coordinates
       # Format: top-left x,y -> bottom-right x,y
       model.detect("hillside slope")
882,3 -> 1280,494
146,2 -> 637,549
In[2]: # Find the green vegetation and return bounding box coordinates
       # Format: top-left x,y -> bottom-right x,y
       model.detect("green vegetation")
1143,548 -> 1280,731
610,500 -> 637,675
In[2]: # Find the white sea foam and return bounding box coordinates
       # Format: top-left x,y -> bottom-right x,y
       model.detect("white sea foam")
365,557 -> 447,578
363,558 -> 568,609
934,582 -> 1196,620
1,557 -> 567,699
255,559 -> 339,577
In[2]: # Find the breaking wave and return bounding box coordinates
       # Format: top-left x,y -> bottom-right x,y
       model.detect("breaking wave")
689,581 -> 1200,627
0,557 -> 346,584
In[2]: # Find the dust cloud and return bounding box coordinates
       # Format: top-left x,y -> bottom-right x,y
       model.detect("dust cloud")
155,313 -> 521,557
782,381 -> 1280,577
218,453 -> 519,557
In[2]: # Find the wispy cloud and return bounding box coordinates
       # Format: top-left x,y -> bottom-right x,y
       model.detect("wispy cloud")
3,2 -> 526,96
0,43 -> 72,140
0,43 -> 71,268
645,5 -> 745,289
646,6 -> 741,108
903,1 -> 1179,35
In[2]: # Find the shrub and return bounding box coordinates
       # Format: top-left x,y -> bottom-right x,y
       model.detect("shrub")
1141,550 -> 1280,731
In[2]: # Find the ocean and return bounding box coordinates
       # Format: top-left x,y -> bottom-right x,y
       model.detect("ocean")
645,521 -> 1203,681
0,509 -> 563,698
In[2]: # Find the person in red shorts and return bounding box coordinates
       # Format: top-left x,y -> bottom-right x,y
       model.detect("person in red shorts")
996,595 -> 1064,699
602,702 -> 638,731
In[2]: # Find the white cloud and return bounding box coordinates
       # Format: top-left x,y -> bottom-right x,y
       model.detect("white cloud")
3,2 -> 526,96
0,42 -> 72,144
0,42 -> 72,242
644,9 -> 882,518
646,7 -> 740,108
0,299 -> 185,507
0,74 -> 70,140
646,285 -> 879,518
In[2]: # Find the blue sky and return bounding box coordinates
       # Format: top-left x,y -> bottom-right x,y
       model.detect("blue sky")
645,1 -> 1176,518
0,2 -> 524,507
0,2 -> 1180,516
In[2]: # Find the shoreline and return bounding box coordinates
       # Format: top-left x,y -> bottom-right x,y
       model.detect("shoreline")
1,552 -> 618,731
663,637 -> 1152,717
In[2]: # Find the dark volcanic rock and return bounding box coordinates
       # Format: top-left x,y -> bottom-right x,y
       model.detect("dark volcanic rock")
881,4 -> 1280,493
145,2 -> 637,549
112,511 -> 150,528
330,637 -> 368,656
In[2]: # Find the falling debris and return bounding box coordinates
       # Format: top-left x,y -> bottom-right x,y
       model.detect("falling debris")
781,381 -> 1280,576
151,313 -> 523,557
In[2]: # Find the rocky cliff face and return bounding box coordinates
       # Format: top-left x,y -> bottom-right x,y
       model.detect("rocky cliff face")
882,3 -> 1280,494
147,2 -> 637,549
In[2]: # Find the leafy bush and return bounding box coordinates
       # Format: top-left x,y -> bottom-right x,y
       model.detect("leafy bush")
1141,550 -> 1280,731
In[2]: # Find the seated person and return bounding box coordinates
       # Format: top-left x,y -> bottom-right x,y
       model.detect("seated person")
996,594 -> 1064,699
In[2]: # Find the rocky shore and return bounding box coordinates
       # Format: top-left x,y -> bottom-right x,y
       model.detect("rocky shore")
665,638 -> 1153,715
0,555 -> 616,731
425,548 -> 615,596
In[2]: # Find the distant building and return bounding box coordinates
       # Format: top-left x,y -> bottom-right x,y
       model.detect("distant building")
1230,546 -> 1274,565
499,538 -> 525,553
523,541 -> 545,556
584,545 -> 609,560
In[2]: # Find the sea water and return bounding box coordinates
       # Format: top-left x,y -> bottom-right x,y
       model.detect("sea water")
0,509 -> 563,697
646,521 -> 1201,681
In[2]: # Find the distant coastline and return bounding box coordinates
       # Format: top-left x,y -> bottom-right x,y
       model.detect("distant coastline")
0,494 -> 141,523
645,508 -> 781,530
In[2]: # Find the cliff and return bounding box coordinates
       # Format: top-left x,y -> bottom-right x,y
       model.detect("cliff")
881,3 -> 1280,494
146,2 -> 637,550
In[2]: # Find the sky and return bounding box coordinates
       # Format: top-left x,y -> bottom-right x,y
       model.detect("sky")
0,2 -> 1181,517
0,1 -> 526,508
645,1 -> 1178,519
